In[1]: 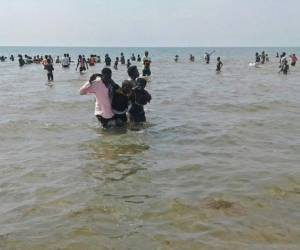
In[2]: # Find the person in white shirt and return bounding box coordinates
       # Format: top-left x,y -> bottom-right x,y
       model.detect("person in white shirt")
61,54 -> 70,68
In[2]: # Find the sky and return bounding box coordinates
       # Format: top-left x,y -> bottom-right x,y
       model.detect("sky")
0,0 -> 299,47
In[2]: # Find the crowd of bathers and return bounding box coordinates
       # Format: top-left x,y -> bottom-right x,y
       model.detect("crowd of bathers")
254,51 -> 297,74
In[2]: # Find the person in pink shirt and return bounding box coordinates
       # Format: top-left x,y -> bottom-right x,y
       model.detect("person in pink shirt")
290,54 -> 298,66
79,68 -> 114,128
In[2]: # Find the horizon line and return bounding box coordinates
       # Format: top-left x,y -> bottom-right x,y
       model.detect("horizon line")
0,45 -> 299,48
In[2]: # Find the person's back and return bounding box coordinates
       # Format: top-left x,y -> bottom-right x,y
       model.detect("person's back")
19,56 -> 25,67
282,62 -> 289,74
111,81 -> 130,126
255,53 -> 261,63
291,54 -> 298,66
79,73 -> 114,127
62,55 -> 70,67
105,55 -> 111,66
56,56 -> 61,64
129,78 -> 151,123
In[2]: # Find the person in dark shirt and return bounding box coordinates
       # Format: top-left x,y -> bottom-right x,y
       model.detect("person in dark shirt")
120,52 -> 126,64
216,57 -> 223,72
255,52 -> 261,63
45,59 -> 54,81
190,54 -> 195,62
131,53 -> 136,61
114,57 -> 119,70
127,59 -> 131,69
137,54 -> 141,62
105,54 -> 112,66
128,78 -> 151,123
279,60 -> 289,75
18,55 -> 25,67
111,80 -> 131,126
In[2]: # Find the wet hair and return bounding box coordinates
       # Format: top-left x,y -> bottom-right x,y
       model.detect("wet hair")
127,65 -> 138,78
136,77 -> 147,89
101,67 -> 112,76
122,80 -> 132,95
47,58 -> 51,64
217,57 -> 221,60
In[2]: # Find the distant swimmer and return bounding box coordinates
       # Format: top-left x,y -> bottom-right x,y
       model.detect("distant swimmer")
88,55 -> 96,66
266,54 -> 269,62
76,55 -> 89,73
190,54 -> 195,62
279,60 -> 289,74
24,55 -> 33,64
216,57 -> 223,72
204,51 -> 215,64
120,52 -> 126,65
10,55 -> 14,61
276,52 -> 279,58
61,54 -> 70,68
127,59 -> 131,69
280,52 -> 287,64
96,55 -> 101,63
174,55 -> 179,62
44,58 -> 54,82
105,54 -> 112,67
114,57 -> 119,70
137,54 -> 141,62
255,52 -> 261,64
18,55 -> 25,67
261,51 -> 266,64
55,56 -> 61,64
290,54 -> 298,66
131,53 -> 136,61
79,68 -> 115,129
142,51 -> 152,77
0,56 -> 7,62
42,56 -> 49,68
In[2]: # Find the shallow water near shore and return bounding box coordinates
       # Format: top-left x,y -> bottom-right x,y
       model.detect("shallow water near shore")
0,47 -> 300,249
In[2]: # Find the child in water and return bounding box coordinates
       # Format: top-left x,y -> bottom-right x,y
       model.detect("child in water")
111,80 -> 131,126
216,57 -> 223,72
45,58 -> 54,82
128,77 -> 151,123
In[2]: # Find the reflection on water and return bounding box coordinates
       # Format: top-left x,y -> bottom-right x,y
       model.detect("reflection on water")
0,47 -> 300,249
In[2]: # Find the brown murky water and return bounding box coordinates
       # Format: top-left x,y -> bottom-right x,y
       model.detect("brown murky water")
0,48 -> 300,249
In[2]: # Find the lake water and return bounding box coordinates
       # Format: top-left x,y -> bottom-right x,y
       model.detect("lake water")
0,47 -> 300,249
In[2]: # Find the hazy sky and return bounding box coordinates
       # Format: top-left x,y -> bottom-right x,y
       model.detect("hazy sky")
0,0 -> 299,47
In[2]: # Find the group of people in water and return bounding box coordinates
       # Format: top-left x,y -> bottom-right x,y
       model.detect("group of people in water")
254,51 -> 298,74
174,51 -> 223,72
10,51 -> 152,83
80,65 -> 151,128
